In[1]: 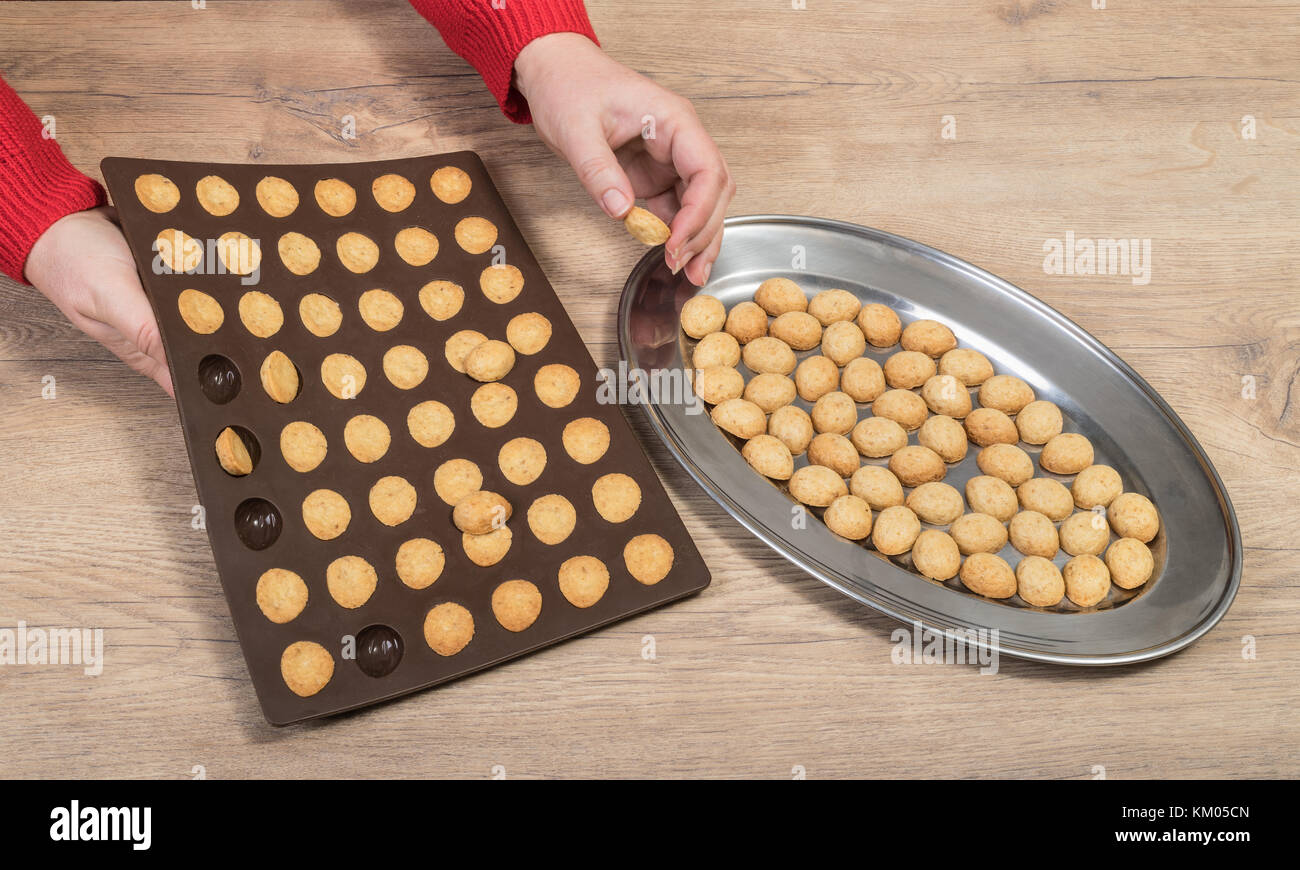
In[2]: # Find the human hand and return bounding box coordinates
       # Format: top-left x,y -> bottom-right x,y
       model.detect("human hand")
515,33 -> 735,286
25,207 -> 173,396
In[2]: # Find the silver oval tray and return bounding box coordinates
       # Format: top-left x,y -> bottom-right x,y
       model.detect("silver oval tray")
617,215 -> 1241,665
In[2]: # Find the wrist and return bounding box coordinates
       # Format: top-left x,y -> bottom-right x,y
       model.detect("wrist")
515,32 -> 602,101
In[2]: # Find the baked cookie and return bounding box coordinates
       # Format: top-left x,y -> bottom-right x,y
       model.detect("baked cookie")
470,383 -> 518,428
423,602 -> 474,656
754,277 -> 807,316
470,384 -> 514,429
920,374 -> 972,418
1063,554 -> 1111,607
742,434 -> 794,480
407,400 -> 456,447
299,293 -> 342,337
810,391 -> 858,435
978,375 -> 1035,415
900,319 -> 957,357
445,329 -> 488,373
824,494 -> 873,540
239,291 -> 283,338
724,301 -> 768,344
938,348 -> 993,386
396,538 -> 445,590
558,555 -> 611,607
1107,492 -> 1159,542
314,178 -> 356,217
215,427 -> 253,476
177,288 -> 223,334
1106,537 -> 1155,589
917,414 -> 968,463
499,437 -> 547,485
344,414 -> 391,463
256,176 -> 299,217
1040,433 -> 1095,475
742,336 -> 797,375
851,416 -> 908,458
464,339 -> 515,383
965,475 -> 1018,522
884,351 -> 936,390
808,288 -> 861,326
964,407 -> 1019,447
507,312 -> 552,354
1072,464 -> 1123,510
912,530 -> 961,581
1016,400 -> 1063,445
788,464 -> 847,507
155,228 -> 202,273
949,512 -> 1008,555
534,364 -> 581,408
562,417 -> 610,464
693,332 -> 742,369
1060,510 -> 1110,556
888,445 -> 946,487
623,206 -> 670,245
418,280 -> 465,322
453,490 -> 512,535
1009,510 -> 1059,558
680,295 -> 726,339
849,465 -> 905,510
767,405 -> 814,455
480,263 -> 524,304
280,421 -> 327,473
694,365 -> 745,406
463,527 -> 512,566
280,641 -> 333,697
395,226 -> 440,266
372,173 -> 416,212
840,357 -> 887,403
976,443 -> 1034,486
326,555 -> 378,609
383,345 -> 429,390
431,166 -> 472,203
358,288 -> 403,332
820,321 -> 867,366
195,174 -> 239,216
958,552 -> 1016,599
256,568 -> 308,624
527,494 -> 577,545
260,350 -> 301,403
493,580 -> 543,631
277,231 -> 320,276
454,216 -> 497,254
1017,477 -> 1074,521
433,458 -> 483,506
302,488 -> 351,540
320,352 -> 367,399
795,355 -> 840,402
744,372 -> 797,412
857,303 -> 902,348
1016,556 -> 1065,607
369,475 -> 417,526
592,473 -> 641,523
906,482 -> 964,525
872,505 -> 921,556
134,173 -> 180,213
871,389 -> 928,431
770,311 -> 822,351
336,232 -> 380,273
808,432 -> 860,477
624,534 -> 675,585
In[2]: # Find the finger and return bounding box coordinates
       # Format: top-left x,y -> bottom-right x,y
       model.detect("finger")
558,117 -> 637,219
684,222 -> 725,287
665,123 -> 733,265
85,262 -> 174,396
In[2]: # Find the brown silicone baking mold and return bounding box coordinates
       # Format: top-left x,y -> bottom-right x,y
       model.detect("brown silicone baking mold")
101,152 -> 710,725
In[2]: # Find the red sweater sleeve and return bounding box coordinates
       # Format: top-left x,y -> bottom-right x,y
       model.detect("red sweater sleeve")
0,75 -> 106,284
409,0 -> 598,123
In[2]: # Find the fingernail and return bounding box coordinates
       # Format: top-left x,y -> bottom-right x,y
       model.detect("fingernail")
701,261 -> 712,284
602,189 -> 630,218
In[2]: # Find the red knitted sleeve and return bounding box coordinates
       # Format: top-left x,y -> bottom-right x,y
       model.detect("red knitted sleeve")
0,75 -> 106,284
408,0 -> 599,123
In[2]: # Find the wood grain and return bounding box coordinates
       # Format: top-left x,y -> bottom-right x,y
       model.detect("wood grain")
0,0 -> 1296,779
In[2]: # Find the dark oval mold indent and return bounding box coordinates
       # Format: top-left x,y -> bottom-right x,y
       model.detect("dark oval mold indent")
234,497 -> 282,550
199,354 -> 241,404
355,624 -> 404,678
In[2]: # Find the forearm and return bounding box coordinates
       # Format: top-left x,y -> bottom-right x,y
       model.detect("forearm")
0,75 -> 105,283
407,0 -> 598,123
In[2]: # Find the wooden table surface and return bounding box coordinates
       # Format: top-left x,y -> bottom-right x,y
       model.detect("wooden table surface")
1,0 -> 1296,779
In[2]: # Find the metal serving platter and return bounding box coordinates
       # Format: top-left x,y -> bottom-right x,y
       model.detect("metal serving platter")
617,215 -> 1241,665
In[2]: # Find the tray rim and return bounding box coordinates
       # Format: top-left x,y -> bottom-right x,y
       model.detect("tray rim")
617,213 -> 1242,666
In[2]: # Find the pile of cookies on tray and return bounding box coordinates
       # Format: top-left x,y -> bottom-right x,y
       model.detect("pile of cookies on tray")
681,277 -> 1161,610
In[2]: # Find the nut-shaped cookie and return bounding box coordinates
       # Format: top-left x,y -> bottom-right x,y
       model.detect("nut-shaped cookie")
965,475 -> 1018,522
1016,556 -> 1065,607
1040,433 -> 1095,475
743,372 -> 797,413
938,348 -> 994,386
917,414 -> 967,463
1106,538 -> 1155,589
693,366 -> 745,405
693,331 -> 741,369
769,311 -> 822,351
810,391 -> 857,435
808,433 -> 860,477
856,303 -> 901,347
976,443 -> 1034,486
978,374 -> 1035,415
906,482 -> 964,525
1072,464 -> 1123,509
795,355 -> 840,402
871,389 -> 928,430
824,494 -> 873,540
768,405 -> 815,455
888,445 -> 946,487
680,294 -> 726,339
850,416 -> 908,458
964,407 -> 1019,447
1016,477 -> 1074,521
742,336 -> 797,375
808,289 -> 861,326
452,490 -> 512,535
840,357 -> 886,402
1060,510 -> 1110,556
949,512 -> 1009,555
872,505 -> 921,555
1009,510 -> 1059,558
883,351 -> 936,390
754,277 -> 807,316
464,339 -> 516,383
900,319 -> 957,357
724,300 -> 768,344
1107,492 -> 1159,542
788,464 -> 848,507
711,398 -> 767,439
821,321 -> 867,366
1063,554 -> 1111,607
959,552 -> 1016,599
920,374 -> 972,418
1015,400 -> 1063,445
912,530 -> 961,581
742,434 -> 794,480
850,465 -> 905,510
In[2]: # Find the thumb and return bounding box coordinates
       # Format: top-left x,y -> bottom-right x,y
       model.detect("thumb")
90,265 -> 174,397
557,119 -> 635,219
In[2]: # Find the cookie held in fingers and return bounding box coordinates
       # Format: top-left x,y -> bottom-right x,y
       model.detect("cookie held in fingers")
623,206 -> 670,245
